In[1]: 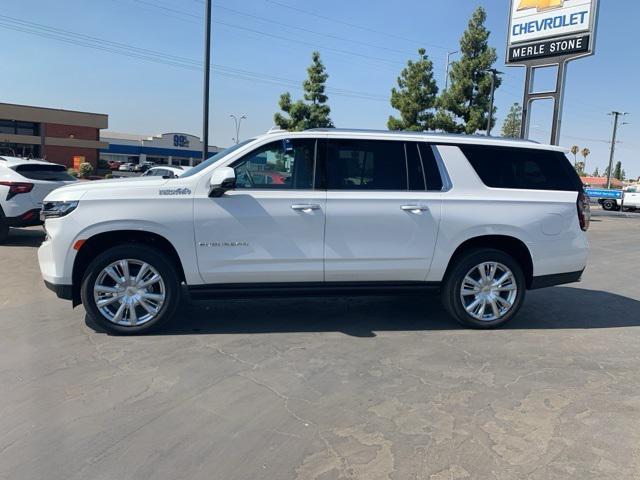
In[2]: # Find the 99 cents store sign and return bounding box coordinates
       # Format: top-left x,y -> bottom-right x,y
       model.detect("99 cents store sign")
507,0 -> 598,64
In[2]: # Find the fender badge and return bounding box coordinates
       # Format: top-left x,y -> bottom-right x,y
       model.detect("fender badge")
159,187 -> 192,196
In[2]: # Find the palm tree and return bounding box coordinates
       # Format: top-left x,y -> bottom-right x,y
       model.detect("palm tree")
581,148 -> 590,173
570,145 -> 579,167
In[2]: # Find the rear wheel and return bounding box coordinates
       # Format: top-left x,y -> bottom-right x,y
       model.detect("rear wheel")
441,248 -> 526,329
0,215 -> 8,244
81,245 -> 180,334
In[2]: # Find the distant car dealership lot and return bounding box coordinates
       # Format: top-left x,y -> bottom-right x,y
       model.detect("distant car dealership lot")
1,213 -> 639,479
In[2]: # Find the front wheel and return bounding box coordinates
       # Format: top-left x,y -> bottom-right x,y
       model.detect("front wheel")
602,199 -> 618,211
81,245 -> 180,334
441,248 -> 526,329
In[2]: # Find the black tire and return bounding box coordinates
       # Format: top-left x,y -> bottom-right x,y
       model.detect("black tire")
81,244 -> 181,334
0,218 -> 8,244
441,248 -> 526,329
602,199 -> 617,211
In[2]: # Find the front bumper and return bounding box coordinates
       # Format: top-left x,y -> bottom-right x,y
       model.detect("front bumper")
44,280 -> 73,300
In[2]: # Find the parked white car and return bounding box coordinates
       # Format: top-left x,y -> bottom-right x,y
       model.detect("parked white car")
0,156 -> 76,243
142,166 -> 190,178
38,129 -> 589,333
118,163 -> 135,172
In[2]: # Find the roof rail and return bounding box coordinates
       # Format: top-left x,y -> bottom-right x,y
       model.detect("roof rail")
266,126 -> 286,134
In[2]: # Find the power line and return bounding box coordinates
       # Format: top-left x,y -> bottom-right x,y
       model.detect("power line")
260,0 -> 452,51
0,15 -> 388,102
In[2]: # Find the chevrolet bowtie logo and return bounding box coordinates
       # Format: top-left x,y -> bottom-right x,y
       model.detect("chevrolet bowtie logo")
517,0 -> 564,12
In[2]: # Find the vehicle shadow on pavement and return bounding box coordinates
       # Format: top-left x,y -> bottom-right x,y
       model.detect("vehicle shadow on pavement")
2,228 -> 45,247
86,286 -> 640,336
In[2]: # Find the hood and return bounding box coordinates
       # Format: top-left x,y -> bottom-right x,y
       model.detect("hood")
44,176 -> 170,202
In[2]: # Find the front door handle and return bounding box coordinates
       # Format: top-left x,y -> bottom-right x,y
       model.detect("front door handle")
401,204 -> 429,213
291,204 -> 321,212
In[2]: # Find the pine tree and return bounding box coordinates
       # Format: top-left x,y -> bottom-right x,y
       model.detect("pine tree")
500,103 -> 522,138
387,48 -> 438,131
593,166 -> 600,177
274,51 -> 333,131
614,161 -> 623,180
435,7 -> 501,134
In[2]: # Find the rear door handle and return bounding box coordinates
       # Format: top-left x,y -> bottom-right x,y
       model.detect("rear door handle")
291,204 -> 321,212
401,204 -> 429,213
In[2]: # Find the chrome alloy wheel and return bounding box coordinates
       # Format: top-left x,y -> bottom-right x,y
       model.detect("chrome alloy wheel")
93,259 -> 166,326
459,262 -> 518,322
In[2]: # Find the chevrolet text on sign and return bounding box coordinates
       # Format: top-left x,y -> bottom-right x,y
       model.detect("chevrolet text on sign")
507,0 -> 597,64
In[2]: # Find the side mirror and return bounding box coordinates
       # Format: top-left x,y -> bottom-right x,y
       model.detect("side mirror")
209,167 -> 236,197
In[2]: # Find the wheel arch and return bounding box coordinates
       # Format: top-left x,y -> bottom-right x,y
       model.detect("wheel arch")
443,235 -> 534,289
71,229 -> 186,306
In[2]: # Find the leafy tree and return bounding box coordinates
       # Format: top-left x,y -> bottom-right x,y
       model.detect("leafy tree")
500,103 -> 522,138
435,7 -> 501,134
274,51 -> 333,131
78,162 -> 94,178
570,145 -> 579,166
593,166 -> 600,177
387,48 -> 438,131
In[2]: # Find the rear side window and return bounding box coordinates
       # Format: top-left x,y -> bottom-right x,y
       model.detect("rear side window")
460,146 -> 582,191
13,164 -> 76,182
326,139 -> 406,190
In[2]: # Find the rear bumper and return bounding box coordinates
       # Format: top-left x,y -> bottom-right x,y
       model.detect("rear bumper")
529,269 -> 584,290
44,280 -> 73,300
6,209 -> 42,227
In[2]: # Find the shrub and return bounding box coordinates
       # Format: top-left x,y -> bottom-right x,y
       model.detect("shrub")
78,162 -> 94,178
67,168 -> 79,178
104,173 -> 113,179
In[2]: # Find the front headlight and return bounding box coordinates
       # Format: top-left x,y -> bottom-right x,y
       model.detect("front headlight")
40,200 -> 79,221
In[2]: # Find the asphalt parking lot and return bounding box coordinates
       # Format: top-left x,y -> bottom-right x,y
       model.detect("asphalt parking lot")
1,209 -> 639,480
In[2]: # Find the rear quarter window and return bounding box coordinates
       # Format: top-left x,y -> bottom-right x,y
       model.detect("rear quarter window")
13,164 -> 77,182
460,145 -> 582,192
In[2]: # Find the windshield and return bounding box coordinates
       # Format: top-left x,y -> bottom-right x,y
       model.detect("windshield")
179,138 -> 255,178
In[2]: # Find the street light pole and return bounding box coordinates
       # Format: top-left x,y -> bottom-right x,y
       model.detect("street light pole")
201,0 -> 212,162
444,51 -> 458,91
605,111 -> 627,189
230,114 -> 246,144
484,69 -> 502,137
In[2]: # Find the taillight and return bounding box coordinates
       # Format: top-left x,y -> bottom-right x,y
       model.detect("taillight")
0,181 -> 34,200
577,190 -> 590,232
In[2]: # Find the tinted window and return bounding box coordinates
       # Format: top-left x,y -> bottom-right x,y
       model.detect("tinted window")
326,140 -> 406,190
405,143 -> 426,191
460,146 -> 582,191
417,143 -> 444,191
233,139 -> 315,189
13,164 -> 76,181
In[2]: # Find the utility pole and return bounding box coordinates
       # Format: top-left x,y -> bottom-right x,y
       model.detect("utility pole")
230,114 -> 246,144
605,111 -> 627,189
444,51 -> 458,91
201,0 -> 212,162
484,69 -> 502,137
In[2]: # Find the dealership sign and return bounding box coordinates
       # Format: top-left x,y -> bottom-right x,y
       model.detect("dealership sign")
507,0 -> 598,64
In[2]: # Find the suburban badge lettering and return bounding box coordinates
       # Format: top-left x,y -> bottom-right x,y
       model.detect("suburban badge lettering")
159,187 -> 192,196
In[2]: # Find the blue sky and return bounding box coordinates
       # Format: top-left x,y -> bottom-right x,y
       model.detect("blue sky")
0,0 -> 637,177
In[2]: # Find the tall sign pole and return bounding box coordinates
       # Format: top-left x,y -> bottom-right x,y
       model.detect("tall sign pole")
202,0 -> 212,162
506,0 -> 600,145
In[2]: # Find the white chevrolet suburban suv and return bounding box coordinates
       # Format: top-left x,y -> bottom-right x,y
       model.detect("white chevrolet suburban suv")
38,129 -> 590,334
